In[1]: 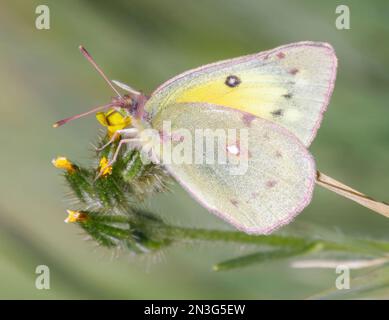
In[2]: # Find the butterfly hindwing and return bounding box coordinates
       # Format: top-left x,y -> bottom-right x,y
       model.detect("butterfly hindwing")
145,41 -> 337,146
151,102 -> 316,234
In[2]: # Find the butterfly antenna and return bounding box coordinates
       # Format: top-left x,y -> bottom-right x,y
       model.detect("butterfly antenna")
53,102 -> 114,128
78,45 -> 123,98
112,79 -> 141,96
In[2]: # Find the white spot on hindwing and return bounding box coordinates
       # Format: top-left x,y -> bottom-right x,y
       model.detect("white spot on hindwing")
227,144 -> 240,155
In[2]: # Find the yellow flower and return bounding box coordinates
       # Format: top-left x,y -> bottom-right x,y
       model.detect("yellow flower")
99,156 -> 113,177
52,156 -> 75,173
96,109 -> 131,137
64,210 -> 88,223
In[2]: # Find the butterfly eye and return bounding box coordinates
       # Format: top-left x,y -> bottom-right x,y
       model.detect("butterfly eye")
225,75 -> 241,87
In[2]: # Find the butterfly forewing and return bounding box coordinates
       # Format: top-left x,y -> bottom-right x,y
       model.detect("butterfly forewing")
145,41 -> 337,146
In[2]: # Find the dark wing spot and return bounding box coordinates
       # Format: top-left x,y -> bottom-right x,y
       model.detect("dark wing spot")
283,93 -> 293,99
275,150 -> 283,158
266,180 -> 277,188
172,133 -> 185,142
230,199 -> 239,207
276,52 -> 286,59
271,109 -> 283,117
242,113 -> 256,126
225,75 -> 241,88
289,68 -> 299,75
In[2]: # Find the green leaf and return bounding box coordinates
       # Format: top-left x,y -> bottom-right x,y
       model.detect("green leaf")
213,243 -> 322,271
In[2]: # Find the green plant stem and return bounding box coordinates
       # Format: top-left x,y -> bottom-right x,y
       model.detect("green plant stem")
163,226 -> 308,247
96,215 -> 386,257
159,226 -> 382,255
213,243 -> 320,271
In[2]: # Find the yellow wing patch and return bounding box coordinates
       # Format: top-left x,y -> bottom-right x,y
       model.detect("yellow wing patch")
175,75 -> 288,120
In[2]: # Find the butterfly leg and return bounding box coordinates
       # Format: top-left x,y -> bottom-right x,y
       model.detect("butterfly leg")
96,137 -> 141,180
96,128 -> 138,152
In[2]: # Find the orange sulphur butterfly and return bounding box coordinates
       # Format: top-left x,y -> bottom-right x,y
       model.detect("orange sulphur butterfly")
55,42 -> 338,234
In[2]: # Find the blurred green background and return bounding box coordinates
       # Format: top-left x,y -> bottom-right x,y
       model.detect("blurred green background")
1,0 -> 388,299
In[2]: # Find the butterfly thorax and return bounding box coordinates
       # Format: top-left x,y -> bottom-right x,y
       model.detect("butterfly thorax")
118,93 -> 151,123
